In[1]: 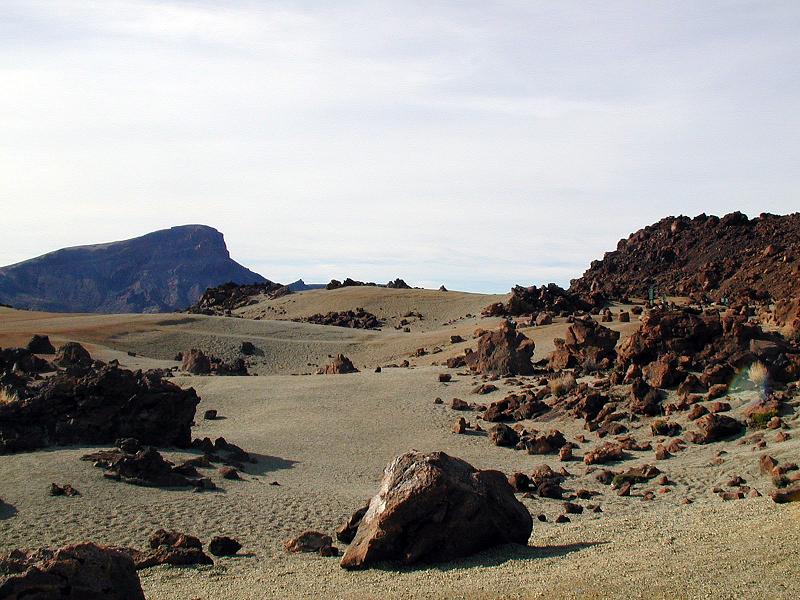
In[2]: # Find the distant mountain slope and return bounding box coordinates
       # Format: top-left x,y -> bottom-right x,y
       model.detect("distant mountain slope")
569,212 -> 800,303
287,279 -> 326,292
0,225 -> 268,313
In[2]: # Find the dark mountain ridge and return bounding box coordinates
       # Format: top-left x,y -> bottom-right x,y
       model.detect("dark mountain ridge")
0,225 -> 267,313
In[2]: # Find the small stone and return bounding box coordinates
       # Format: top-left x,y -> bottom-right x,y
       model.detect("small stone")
208,536 -> 242,556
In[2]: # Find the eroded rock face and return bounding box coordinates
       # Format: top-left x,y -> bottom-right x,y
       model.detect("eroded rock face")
296,310 -> 382,329
186,280 -> 287,315
549,317 -> 619,370
468,320 -> 535,376
26,335 -> 55,354
82,446 -> 212,489
54,342 -> 93,368
0,365 -> 199,453
483,284 -> 602,317
0,347 -> 52,375
123,530 -> 213,568
686,413 -> 744,444
569,212 -> 800,304
182,349 -> 211,374
0,542 -> 145,600
615,307 -> 800,386
316,354 -> 359,375
340,451 -> 533,569
617,309 -> 720,367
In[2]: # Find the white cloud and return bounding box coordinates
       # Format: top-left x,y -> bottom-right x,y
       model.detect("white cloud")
1,0 -> 799,291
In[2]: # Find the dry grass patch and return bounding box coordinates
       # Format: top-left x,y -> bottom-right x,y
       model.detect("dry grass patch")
748,361 -> 769,387
0,387 -> 19,405
549,373 -> 577,397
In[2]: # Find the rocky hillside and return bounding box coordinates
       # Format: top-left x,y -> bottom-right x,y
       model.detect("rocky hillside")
570,212 -> 800,304
0,225 -> 267,313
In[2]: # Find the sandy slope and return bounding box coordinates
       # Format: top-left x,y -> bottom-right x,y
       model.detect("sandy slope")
1,294 -> 799,599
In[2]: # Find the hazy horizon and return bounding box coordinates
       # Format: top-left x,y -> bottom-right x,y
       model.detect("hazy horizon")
3,1 -> 799,293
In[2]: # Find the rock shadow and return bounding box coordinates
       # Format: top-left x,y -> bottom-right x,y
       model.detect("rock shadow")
0,501 -> 18,520
374,540 -> 607,573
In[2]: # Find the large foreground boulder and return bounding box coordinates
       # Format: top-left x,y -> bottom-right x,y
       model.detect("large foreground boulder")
339,451 -> 533,569
0,542 -> 145,599
467,320 -> 535,376
0,364 -> 199,453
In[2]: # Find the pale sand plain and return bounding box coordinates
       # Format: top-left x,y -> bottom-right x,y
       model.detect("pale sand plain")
0,289 -> 798,599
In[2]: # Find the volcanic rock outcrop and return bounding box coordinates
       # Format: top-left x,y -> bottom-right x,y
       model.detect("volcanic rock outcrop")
339,451 -> 532,569
0,542 -> 145,599
186,280 -> 289,315
570,212 -> 800,304
465,320 -> 535,376
296,310 -> 382,329
549,317 -> 620,370
0,361 -> 199,453
483,284 -> 602,318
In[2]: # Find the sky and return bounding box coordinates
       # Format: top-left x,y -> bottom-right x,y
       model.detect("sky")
1,1 -> 799,292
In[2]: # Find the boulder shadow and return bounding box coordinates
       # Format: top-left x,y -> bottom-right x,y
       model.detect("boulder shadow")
0,502 -> 18,520
241,453 -> 299,476
377,541 -> 607,573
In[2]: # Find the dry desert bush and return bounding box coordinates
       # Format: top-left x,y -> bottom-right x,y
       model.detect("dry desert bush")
0,387 -> 19,405
748,361 -> 769,387
549,373 -> 577,397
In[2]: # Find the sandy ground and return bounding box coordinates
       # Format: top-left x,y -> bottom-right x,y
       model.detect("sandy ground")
1,291 -> 799,599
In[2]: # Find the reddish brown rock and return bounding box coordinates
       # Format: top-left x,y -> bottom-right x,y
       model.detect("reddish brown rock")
452,417 -> 468,434
181,348 -> 211,374
707,401 -> 731,413
548,317 -> 619,370
0,543 -> 145,599
284,531 -> 333,553
336,504 -> 369,544
472,383 -> 498,395
686,414 -> 744,444
450,398 -> 471,411
687,404 -> 709,421
771,485 -> 800,503
54,342 -> 93,368
438,373 -> 452,383
317,354 -> 359,374
339,451 -> 533,569
759,455 -> 778,475
469,320 -> 535,376
519,430 -> 567,455
655,444 -> 671,460
508,472 -> 531,492
490,424 -> 520,447
642,356 -> 684,389
583,442 -> 626,465
707,384 -> 728,400
650,420 -> 682,437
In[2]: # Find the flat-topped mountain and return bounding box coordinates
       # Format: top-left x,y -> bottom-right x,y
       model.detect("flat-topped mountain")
0,225 -> 267,313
